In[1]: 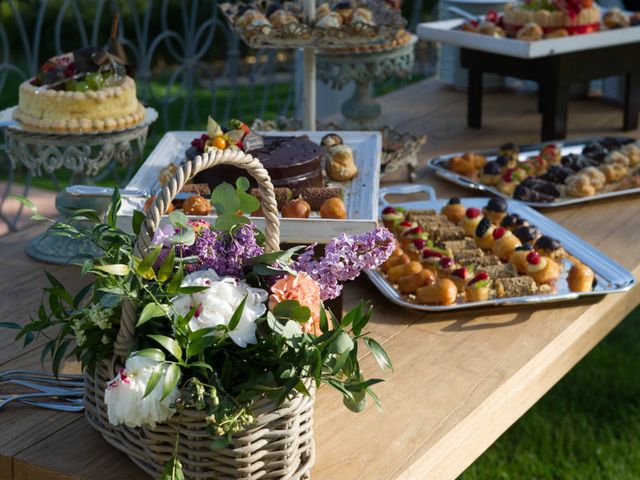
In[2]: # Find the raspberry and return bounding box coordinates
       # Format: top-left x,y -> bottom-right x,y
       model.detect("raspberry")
382,206 -> 396,214
412,238 -> 426,250
440,257 -> 453,269
452,267 -> 468,279
466,207 -> 481,219
493,227 -> 506,240
407,226 -> 424,236
399,220 -> 413,227
422,248 -> 443,259
527,251 -> 541,265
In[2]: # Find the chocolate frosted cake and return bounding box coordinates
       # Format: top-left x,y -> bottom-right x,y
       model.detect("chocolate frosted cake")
193,135 -> 324,190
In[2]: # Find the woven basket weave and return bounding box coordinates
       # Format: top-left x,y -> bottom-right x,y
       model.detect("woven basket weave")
84,148 -> 316,479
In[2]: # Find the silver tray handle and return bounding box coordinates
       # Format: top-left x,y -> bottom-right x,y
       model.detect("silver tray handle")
379,184 -> 437,207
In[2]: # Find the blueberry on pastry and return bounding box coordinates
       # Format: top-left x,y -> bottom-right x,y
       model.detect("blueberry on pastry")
474,217 -> 495,250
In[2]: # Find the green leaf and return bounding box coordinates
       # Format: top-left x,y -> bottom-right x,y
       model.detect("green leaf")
143,365 -> 163,398
294,379 -> 311,397
211,437 -> 230,449
11,194 -> 37,213
238,190 -> 260,214
162,363 -> 181,400
166,267 -> 184,295
73,283 -> 93,307
186,335 -> 217,358
272,300 -> 300,318
215,212 -> 248,231
94,264 -> 130,276
344,378 -> 384,392
266,312 -> 302,340
364,337 -> 393,372
107,188 -> 122,228
137,303 -> 171,327
160,454 -> 185,480
157,247 -> 175,284
236,176 -> 250,192
177,286 -> 209,294
211,182 -> 240,214
52,339 -> 71,378
351,302 -> 372,337
329,331 -> 354,355
366,386 -> 383,411
246,246 -> 304,265
135,348 -> 165,362
319,305 -> 329,334
343,389 -> 367,413
228,296 -> 247,332
168,210 -> 189,229
135,245 -> 162,280
0,321 -> 21,330
132,210 -> 145,235
168,227 -> 195,246
341,302 -> 362,329
149,335 -> 183,361
100,293 -> 121,308
252,264 -> 286,276
189,361 -> 213,372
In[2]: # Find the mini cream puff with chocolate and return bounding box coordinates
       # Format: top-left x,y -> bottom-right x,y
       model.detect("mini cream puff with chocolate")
483,197 -> 508,225
525,251 -> 560,285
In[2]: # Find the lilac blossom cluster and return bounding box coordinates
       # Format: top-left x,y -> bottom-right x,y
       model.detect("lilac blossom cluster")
293,226 -> 395,300
152,221 -> 264,277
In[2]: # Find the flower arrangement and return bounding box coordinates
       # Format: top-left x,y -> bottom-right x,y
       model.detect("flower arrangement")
10,176 -> 395,479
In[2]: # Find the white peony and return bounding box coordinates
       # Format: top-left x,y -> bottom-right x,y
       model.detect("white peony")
172,269 -> 268,348
104,355 -> 178,428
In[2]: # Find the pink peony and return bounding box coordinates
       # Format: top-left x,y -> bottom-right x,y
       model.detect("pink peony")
269,272 -> 322,335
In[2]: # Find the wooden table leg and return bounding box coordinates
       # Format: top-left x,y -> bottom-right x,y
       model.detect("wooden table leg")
468,69 -> 482,129
623,71 -> 639,131
541,81 -> 569,141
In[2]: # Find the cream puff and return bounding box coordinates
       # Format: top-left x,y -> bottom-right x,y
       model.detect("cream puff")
479,161 -> 502,185
500,213 -> 527,231
387,260 -> 423,283
464,271 -> 492,302
483,197 -> 508,225
534,235 -> 566,261
416,278 -> 458,305
450,266 -> 472,292
513,225 -> 540,245
461,207 -> 483,236
398,269 -> 437,294
525,251 -> 560,285
380,253 -> 409,273
621,143 -> 640,167
568,263 -> 596,292
509,243 -> 534,274
474,217 -> 495,250
381,206 -> 406,229
600,163 -> 628,183
491,227 -> 522,261
441,198 -> 466,224
499,142 -> 520,163
540,144 -> 561,165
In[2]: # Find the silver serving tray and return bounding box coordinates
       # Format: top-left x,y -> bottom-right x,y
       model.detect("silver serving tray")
424,136 -> 640,208
365,184 -> 635,312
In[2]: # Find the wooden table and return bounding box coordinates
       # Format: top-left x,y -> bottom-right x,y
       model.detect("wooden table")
2,78 -> 640,480
460,43 -> 640,141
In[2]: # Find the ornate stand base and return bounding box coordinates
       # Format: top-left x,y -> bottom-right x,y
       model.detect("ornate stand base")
26,229 -> 104,265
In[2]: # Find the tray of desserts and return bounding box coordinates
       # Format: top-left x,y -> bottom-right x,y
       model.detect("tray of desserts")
417,8 -> 640,59
219,0 -> 406,49
425,137 -> 640,208
116,123 -> 381,244
364,184 -> 634,311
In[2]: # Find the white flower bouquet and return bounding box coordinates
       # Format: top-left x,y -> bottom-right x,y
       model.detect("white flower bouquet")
9,150 -> 395,479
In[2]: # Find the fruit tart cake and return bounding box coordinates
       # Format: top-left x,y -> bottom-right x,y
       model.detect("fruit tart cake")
14,47 -> 144,132
378,196 -> 597,306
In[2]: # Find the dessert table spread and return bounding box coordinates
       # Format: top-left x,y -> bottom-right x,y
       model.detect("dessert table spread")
2,78 -> 640,480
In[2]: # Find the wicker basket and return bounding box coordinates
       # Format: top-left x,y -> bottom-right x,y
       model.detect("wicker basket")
84,148 -> 316,479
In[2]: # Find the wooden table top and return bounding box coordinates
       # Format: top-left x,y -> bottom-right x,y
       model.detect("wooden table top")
2,78 -> 640,480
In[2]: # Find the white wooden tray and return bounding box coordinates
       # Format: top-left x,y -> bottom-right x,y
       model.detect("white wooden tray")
417,18 -> 640,59
117,130 -> 381,244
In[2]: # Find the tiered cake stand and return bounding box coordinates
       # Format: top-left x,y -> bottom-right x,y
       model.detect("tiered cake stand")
0,107 -> 157,264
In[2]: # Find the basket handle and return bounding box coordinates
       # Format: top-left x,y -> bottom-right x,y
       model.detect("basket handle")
113,148 -> 281,360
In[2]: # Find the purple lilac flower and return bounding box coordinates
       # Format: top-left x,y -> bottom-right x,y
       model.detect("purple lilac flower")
293,226 -> 395,300
179,222 -> 264,277
151,224 -> 178,247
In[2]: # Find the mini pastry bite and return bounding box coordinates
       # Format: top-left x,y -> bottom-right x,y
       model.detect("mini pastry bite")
465,271 -> 491,302
281,198 -> 311,218
416,278 -> 458,306
499,143 -> 519,163
497,169 -> 521,195
437,256 -> 457,278
479,161 -> 502,185
603,8 -> 630,29
441,198 -> 466,224
525,251 -> 560,285
321,133 -> 343,149
315,11 -> 343,27
540,144 -> 562,164
297,187 -> 344,211
481,263 -> 518,279
326,144 -> 358,181
406,238 -> 427,261
395,220 -> 418,236
568,263 -> 596,292
381,206 -> 406,228
544,28 -> 569,38
478,21 -> 505,37
461,207 -> 483,236
600,163 -> 627,182
500,213 -> 527,231
351,7 -> 375,25
495,154 -> 514,170
473,217 -> 495,250
319,197 -> 347,219
236,8 -> 266,28
447,154 -> 477,177
513,225 -> 540,244
534,235 -> 565,261
182,195 -> 211,215
333,1 -> 354,22
509,243 -> 534,274
380,253 -> 410,272
420,247 -> 447,271
620,143 -> 640,167
605,151 -> 630,167
450,266 -> 472,292
580,167 -> 606,190
144,196 -> 174,214
523,155 -> 547,176
387,261 -> 423,283
483,197 -> 508,225
516,22 -> 544,41
491,227 -> 522,261
495,276 -> 538,298
566,174 -> 596,197
400,226 -> 429,250
398,269 -> 436,294
268,9 -> 299,27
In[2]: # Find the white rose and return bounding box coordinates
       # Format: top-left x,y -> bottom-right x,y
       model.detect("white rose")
172,269 -> 268,348
104,355 -> 178,428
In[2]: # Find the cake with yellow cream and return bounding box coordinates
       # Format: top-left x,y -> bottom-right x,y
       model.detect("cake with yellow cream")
13,47 -> 144,133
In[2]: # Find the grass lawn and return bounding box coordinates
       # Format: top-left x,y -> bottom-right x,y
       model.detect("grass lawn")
460,306 -> 640,480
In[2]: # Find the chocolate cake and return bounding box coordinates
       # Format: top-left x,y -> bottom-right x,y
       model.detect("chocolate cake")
192,135 -> 324,190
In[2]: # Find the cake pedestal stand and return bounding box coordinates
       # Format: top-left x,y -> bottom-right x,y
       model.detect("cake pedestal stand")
317,35 -> 416,129
3,112 -> 156,264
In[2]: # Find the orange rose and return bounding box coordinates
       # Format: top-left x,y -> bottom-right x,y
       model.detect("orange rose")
269,272 -> 322,335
